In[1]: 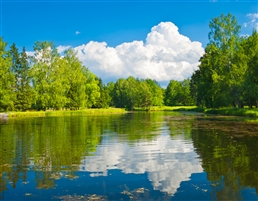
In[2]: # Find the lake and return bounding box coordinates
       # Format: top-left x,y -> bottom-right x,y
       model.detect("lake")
1,112 -> 258,200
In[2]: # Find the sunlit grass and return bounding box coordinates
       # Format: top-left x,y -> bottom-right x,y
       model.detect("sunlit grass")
7,108 -> 126,117
5,106 -> 258,118
205,108 -> 258,117
134,106 -> 201,111
134,106 -> 258,117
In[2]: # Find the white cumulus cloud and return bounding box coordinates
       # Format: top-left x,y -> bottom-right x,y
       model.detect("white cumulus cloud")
57,45 -> 71,54
72,22 -> 204,82
247,13 -> 258,19
244,13 -> 258,31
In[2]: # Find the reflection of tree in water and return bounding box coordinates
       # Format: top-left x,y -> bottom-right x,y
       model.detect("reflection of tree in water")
0,116 -> 104,192
0,112 -> 162,194
165,114 -> 195,140
113,112 -> 163,143
4,112 -> 258,200
191,117 -> 258,200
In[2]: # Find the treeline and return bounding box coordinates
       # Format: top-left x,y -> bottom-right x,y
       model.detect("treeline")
190,13 -> 258,108
3,13 -> 253,111
0,38 -> 193,112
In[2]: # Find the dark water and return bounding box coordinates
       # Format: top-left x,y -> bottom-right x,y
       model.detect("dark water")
1,112 -> 258,200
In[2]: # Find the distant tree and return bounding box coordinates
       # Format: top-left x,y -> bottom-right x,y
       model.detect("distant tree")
125,76 -> 139,110
113,78 -> 128,108
93,78 -> 111,108
165,79 -> 194,106
137,80 -> 152,108
106,81 -> 115,107
181,79 -> 194,106
10,44 -> 35,111
145,79 -> 164,106
85,72 -> 101,108
165,80 -> 182,106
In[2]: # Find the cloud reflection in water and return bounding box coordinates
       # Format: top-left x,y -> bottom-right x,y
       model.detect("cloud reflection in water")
80,126 -> 203,195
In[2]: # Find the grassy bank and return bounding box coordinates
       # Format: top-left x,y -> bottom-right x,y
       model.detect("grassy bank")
7,108 -> 127,118
204,108 -> 258,117
134,106 -> 258,117
134,106 -> 203,112
4,106 -> 258,118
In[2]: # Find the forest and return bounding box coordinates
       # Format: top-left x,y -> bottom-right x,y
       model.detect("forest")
0,13 -> 257,112
190,13 -> 258,108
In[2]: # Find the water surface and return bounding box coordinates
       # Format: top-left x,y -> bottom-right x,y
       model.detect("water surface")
0,112 -> 258,200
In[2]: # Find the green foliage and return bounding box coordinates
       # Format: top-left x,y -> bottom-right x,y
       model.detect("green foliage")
190,13 -> 258,109
30,41 -> 60,110
145,79 -> 164,106
0,38 -> 15,111
3,14 -> 257,112
112,77 -> 164,110
85,72 -> 100,108
165,79 -> 194,106
93,78 -> 111,108
64,48 -> 88,109
10,44 -> 35,111
29,43 -> 101,110
106,81 -> 115,107
208,13 -> 241,50
242,30 -> 258,107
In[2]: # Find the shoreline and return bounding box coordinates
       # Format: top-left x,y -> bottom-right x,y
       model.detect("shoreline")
134,106 -> 258,117
2,108 -> 127,118
1,107 -> 258,118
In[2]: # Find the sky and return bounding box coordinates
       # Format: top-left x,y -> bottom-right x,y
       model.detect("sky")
1,0 -> 258,85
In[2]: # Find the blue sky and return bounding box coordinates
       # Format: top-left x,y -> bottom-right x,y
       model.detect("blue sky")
1,0 -> 258,84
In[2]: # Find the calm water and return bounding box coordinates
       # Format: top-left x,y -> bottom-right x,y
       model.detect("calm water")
1,112 -> 258,200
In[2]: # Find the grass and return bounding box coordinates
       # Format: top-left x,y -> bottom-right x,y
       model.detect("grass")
4,106 -> 258,118
134,106 -> 258,117
204,108 -> 258,117
7,108 -> 127,118
134,106 -> 202,112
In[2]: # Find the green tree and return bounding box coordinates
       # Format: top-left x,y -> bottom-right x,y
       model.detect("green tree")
113,78 -> 128,108
106,81 -> 115,107
145,79 -> 164,106
208,13 -> 242,107
64,49 -> 87,109
85,72 -> 100,108
137,80 -> 152,108
242,30 -> 258,107
165,79 -> 193,106
93,78 -> 111,108
125,76 -> 139,110
10,44 -> 35,111
165,80 -> 181,106
191,44 -> 219,108
30,42 -> 86,110
112,77 -> 139,109
190,13 -> 244,108
0,38 -> 15,111
30,41 -> 60,110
